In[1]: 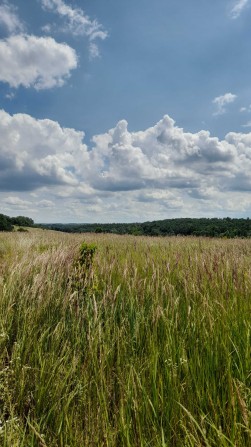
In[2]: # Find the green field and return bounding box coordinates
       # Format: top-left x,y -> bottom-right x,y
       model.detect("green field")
0,230 -> 250,446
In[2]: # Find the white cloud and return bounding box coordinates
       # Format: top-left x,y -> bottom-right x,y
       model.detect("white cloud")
89,42 -> 100,60
2,110 -> 251,221
91,115 -> 237,194
41,24 -> 52,33
230,0 -> 249,19
240,104 -> 251,113
136,190 -> 183,209
41,0 -> 107,57
5,91 -> 15,100
0,109 -> 89,192
0,1 -> 24,34
212,92 -> 237,116
2,196 -> 55,211
241,120 -> 251,127
3,196 -> 32,209
0,34 -> 77,89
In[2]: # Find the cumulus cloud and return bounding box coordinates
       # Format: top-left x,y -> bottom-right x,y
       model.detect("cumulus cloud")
2,196 -> 55,214
230,0 -> 249,19
136,190 -> 183,209
0,1 -> 24,34
0,34 -> 77,89
212,92 -> 237,116
2,110 -> 251,220
91,115 -> 236,194
0,109 -> 89,192
3,196 -> 33,209
41,0 -> 107,57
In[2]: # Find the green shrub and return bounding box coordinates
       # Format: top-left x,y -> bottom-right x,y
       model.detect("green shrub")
70,242 -> 97,298
78,242 -> 97,269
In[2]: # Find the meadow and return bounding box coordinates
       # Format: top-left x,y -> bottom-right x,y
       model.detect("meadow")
0,229 -> 250,446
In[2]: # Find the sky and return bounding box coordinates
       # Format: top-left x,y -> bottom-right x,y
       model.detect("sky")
1,0 -> 251,223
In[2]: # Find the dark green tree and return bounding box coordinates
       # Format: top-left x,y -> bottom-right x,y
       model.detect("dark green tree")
10,216 -> 34,227
0,214 -> 13,232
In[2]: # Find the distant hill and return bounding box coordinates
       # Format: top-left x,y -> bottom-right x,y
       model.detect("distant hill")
39,217 -> 251,238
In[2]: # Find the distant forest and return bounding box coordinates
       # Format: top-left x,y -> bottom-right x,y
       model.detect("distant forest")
40,217 -> 251,238
1,213 -> 251,238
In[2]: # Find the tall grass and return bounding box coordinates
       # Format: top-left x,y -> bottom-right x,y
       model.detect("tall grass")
0,230 -> 250,446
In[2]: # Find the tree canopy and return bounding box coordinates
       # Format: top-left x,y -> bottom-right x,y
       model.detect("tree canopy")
10,216 -> 34,227
0,214 -> 34,232
0,214 -> 13,232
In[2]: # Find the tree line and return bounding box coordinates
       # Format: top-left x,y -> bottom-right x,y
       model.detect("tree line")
41,217 -> 251,238
2,213 -> 251,238
0,214 -> 34,231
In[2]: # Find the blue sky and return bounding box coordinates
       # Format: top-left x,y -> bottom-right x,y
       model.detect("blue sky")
1,0 -> 251,222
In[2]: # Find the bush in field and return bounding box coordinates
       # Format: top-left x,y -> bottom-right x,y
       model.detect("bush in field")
78,242 -> 97,270
70,242 -> 97,298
